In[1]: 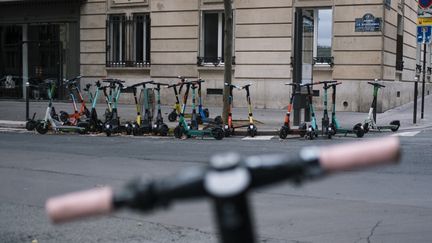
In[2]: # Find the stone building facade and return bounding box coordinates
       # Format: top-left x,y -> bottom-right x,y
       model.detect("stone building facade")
1,0 -> 431,112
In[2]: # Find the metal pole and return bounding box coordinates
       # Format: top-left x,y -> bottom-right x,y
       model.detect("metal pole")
421,42 -> 426,119
22,24 -> 28,100
414,77 -> 418,124
25,81 -> 30,120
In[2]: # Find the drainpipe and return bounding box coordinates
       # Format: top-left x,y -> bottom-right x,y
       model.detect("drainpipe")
381,3 -> 386,81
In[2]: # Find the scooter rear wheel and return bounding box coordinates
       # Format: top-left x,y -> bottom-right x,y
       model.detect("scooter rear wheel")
211,127 -> 224,140
353,123 -> 365,138
299,123 -> 307,137
77,122 -> 89,134
26,120 -> 37,131
36,121 -> 49,134
390,120 -> 400,132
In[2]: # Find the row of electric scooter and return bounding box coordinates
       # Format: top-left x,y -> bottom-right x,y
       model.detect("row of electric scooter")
25,77 -> 400,140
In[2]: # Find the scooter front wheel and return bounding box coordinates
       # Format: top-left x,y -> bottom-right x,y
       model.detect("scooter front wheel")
247,125 -> 258,137
174,125 -> 184,139
159,124 -> 169,136
279,126 -> 289,139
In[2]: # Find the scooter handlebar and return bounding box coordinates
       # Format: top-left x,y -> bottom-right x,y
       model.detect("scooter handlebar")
129,81 -> 154,88
367,81 -> 386,88
46,187 -> 113,224
46,137 -> 400,224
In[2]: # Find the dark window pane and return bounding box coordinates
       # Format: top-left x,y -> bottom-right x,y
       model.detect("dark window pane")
135,15 -> 144,62
204,13 -> 219,62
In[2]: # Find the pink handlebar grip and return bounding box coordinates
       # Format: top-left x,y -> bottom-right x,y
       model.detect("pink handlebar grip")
46,187 -> 113,224
320,137 -> 400,172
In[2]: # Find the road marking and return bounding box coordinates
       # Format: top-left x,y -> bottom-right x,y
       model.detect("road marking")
0,127 -> 29,133
391,131 -> 421,137
242,136 -> 274,141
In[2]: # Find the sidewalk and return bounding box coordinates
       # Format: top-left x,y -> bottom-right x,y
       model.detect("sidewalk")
1,95 -> 432,132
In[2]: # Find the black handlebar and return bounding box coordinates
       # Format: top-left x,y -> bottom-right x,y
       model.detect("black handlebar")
367,82 -> 386,88
129,81 -> 154,88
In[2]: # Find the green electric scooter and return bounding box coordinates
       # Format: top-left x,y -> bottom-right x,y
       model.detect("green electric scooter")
301,82 -> 319,140
124,81 -> 154,136
316,80 -> 338,139
328,82 -> 364,138
362,79 -> 400,133
173,81 -> 224,140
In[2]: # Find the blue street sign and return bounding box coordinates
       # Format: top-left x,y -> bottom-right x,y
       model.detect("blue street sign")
417,26 -> 432,44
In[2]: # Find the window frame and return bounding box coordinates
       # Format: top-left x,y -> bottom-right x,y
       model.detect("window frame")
199,10 -> 235,67
106,13 -> 150,68
312,8 -> 333,67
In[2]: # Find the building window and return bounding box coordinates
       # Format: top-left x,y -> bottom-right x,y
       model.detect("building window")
106,14 -> 150,68
311,8 -> 333,66
198,12 -> 228,66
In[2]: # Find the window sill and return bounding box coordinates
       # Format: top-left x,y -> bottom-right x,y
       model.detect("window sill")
106,67 -> 151,71
313,64 -> 333,71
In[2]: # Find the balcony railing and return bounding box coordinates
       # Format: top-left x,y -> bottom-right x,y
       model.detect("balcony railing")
313,56 -> 334,67
197,56 -> 236,67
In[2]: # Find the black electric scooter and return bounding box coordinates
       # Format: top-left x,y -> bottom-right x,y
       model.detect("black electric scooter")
316,80 -> 338,139
82,80 -> 104,133
151,82 -> 169,136
279,82 -> 307,139
101,78 -> 126,136
300,82 -> 319,140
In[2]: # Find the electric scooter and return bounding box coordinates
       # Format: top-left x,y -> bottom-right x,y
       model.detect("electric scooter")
223,83 -> 258,137
151,82 -> 169,136
328,82 -> 365,138
59,76 -> 90,126
301,82 -> 319,140
173,81 -> 224,140
167,77 -> 186,122
35,81 -> 87,134
195,79 -> 223,125
279,82 -> 307,139
101,78 -> 126,136
316,80 -> 338,139
127,81 -> 155,136
82,81 -> 104,133
363,79 -> 400,133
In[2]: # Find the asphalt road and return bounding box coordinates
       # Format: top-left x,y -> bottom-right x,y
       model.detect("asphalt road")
0,129 -> 431,243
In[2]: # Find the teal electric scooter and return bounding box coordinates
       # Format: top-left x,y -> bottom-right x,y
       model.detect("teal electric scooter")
301,82 -> 319,140
328,82 -> 364,138
173,81 -> 224,140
